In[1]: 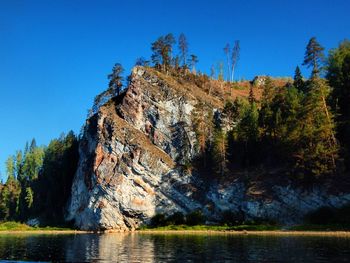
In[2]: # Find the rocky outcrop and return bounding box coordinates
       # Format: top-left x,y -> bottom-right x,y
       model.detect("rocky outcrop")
67,67 -> 204,230
67,67 -> 350,230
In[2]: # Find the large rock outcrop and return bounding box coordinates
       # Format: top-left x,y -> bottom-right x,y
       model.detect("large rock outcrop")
67,67 -> 350,230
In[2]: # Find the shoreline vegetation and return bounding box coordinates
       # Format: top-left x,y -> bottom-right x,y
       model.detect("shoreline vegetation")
2,222 -> 350,236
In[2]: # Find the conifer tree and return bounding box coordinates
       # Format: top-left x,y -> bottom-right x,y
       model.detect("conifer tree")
294,78 -> 338,177
303,37 -> 325,78
108,63 -> 124,96
151,33 -> 175,72
213,128 -> 228,176
190,54 -> 198,74
237,102 -> 259,166
248,85 -> 256,105
259,77 -> 276,140
293,66 -> 305,93
178,33 -> 188,68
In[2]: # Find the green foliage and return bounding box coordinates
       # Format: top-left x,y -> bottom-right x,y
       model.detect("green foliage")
24,187 -> 33,209
293,78 -> 338,178
0,176 -> 20,221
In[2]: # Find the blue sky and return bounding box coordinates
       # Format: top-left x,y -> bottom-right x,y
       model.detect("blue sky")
0,0 -> 349,180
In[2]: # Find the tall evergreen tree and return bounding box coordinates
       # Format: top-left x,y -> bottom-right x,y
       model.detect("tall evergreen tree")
294,78 -> 338,178
213,128 -> 228,177
178,33 -> 188,68
151,33 -> 175,72
108,63 -> 124,96
237,102 -> 259,167
303,37 -> 325,78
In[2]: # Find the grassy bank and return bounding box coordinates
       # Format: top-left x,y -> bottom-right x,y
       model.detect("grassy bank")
138,224 -> 350,232
2,221 -> 350,234
0,221 -> 77,232
138,224 -> 279,231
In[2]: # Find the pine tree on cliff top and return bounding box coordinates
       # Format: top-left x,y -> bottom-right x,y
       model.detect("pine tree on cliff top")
108,63 -> 124,96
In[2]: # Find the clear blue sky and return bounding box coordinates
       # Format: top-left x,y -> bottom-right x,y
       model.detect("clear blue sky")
0,0 -> 349,181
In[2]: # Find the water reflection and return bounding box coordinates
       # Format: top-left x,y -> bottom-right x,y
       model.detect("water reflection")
1,233 -> 350,262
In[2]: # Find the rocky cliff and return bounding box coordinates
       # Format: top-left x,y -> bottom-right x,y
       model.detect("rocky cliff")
67,67 -> 350,230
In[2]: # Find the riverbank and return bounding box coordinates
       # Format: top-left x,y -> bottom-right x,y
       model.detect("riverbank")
2,221 -> 350,236
136,224 -> 350,236
136,229 -> 350,237
0,221 -> 89,234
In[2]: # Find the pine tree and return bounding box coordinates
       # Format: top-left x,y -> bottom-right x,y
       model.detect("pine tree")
303,37 -> 325,78
190,54 -> 198,74
193,102 -> 214,167
259,77 -> 276,139
248,85 -> 256,105
151,34 -> 175,72
213,128 -> 228,177
108,63 -> 124,96
294,78 -> 338,177
237,102 -> 259,166
293,66 -> 305,93
178,33 -> 188,68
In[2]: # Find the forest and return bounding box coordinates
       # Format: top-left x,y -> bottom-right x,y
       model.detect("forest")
0,34 -> 349,225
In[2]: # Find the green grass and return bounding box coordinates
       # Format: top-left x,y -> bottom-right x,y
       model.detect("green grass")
138,224 -> 280,231
0,221 -> 75,231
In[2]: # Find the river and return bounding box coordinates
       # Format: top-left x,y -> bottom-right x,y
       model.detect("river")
1,233 -> 350,262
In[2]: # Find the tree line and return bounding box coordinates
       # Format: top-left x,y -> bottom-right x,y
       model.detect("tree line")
191,37 -> 350,181
0,132 -> 79,225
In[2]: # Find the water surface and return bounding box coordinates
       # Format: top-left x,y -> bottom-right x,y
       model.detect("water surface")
1,233 -> 350,262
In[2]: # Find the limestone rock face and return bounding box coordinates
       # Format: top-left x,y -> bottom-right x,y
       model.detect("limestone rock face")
67,67 -> 350,230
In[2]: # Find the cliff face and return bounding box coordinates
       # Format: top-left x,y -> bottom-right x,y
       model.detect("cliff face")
67,67 -> 350,230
